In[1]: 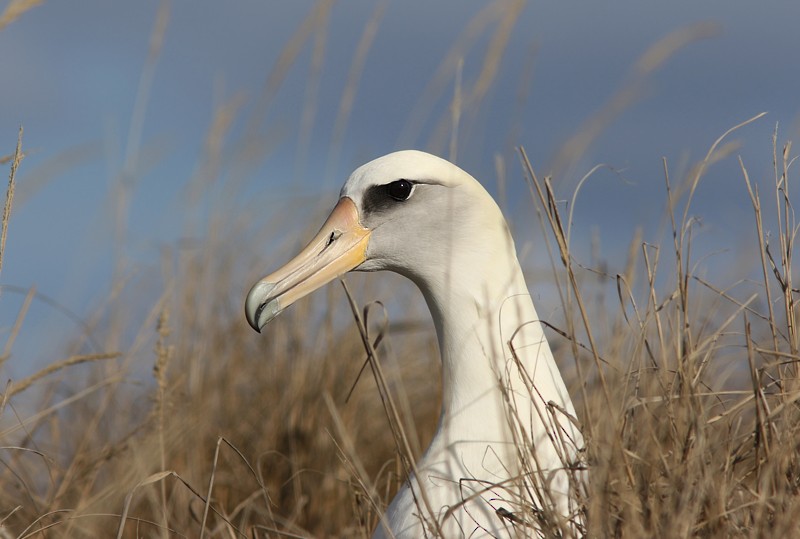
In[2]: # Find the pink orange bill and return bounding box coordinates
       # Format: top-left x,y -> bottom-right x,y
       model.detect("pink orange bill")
245,197 -> 370,332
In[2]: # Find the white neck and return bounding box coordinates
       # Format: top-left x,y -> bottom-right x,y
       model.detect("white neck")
419,243 -> 576,453
377,239 -> 581,538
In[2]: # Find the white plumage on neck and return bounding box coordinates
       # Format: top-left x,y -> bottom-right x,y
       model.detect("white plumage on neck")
373,184 -> 580,537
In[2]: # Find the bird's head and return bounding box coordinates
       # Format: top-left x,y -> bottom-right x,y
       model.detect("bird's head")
245,150 -> 509,332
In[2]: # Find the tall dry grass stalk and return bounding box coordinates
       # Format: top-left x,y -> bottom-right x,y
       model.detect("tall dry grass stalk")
0,0 -> 43,31
0,127 -> 22,280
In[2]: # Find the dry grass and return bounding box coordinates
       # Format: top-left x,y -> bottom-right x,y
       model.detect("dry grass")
523,120 -> 800,537
2,3 -> 800,538
0,0 -> 44,32
0,127 -> 22,281
2,120 -> 798,538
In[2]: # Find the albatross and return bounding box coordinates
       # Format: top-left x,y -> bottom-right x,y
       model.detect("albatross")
245,150 -> 584,538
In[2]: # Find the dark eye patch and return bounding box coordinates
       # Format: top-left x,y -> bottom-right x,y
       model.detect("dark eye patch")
362,179 -> 416,216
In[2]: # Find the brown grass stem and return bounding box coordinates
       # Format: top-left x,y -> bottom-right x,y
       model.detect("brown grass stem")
0,126 -> 23,280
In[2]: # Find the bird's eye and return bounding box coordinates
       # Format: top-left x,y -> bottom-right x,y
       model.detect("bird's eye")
387,179 -> 413,201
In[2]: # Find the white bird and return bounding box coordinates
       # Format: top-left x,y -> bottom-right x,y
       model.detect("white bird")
245,150 -> 584,538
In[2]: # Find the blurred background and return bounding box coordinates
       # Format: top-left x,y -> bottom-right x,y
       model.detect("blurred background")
1,0 -> 798,388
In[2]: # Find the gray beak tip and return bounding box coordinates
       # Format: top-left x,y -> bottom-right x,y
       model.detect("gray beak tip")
245,281 -> 278,333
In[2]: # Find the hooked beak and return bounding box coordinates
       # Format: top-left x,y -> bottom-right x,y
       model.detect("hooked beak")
245,197 -> 370,332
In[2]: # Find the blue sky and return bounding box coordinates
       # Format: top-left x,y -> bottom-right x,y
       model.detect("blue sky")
1,0 -> 798,369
